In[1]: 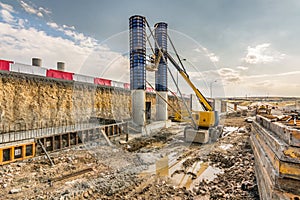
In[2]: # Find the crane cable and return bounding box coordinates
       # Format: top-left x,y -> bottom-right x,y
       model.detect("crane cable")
145,19 -> 197,128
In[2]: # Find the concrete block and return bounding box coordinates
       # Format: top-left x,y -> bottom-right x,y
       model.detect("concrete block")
184,128 -> 209,144
142,121 -> 169,136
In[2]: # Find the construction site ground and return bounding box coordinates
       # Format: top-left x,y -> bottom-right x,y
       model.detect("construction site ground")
0,115 -> 259,200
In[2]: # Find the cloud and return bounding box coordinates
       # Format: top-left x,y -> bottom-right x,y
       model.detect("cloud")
189,67 -> 241,85
0,2 -> 15,23
0,2 -> 121,78
0,2 -> 15,13
194,47 -> 219,63
0,21 -> 129,80
46,21 -> 96,48
38,7 -> 51,15
194,48 -> 201,53
47,22 -> 59,29
1,9 -> 14,23
244,70 -> 300,79
207,53 -> 219,62
63,24 -> 75,30
252,80 -> 273,88
236,66 -> 248,71
217,68 -> 241,83
243,43 -> 285,64
20,1 -> 48,18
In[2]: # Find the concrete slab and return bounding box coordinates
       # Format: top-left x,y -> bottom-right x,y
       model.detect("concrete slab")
128,120 -> 171,136
142,120 -> 171,136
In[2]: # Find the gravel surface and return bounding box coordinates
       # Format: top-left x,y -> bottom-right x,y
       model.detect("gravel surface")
0,117 -> 260,200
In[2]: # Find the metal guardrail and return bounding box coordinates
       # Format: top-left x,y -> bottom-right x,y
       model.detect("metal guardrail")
0,121 -> 128,144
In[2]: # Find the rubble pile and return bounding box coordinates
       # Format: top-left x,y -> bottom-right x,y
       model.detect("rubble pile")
123,130 -> 173,152
193,130 -> 259,199
109,176 -> 195,200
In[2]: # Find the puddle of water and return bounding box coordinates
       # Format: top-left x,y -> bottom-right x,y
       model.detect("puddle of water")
140,153 -> 222,190
188,164 -> 222,190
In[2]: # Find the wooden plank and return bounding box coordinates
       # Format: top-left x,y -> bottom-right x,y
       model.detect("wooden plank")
37,139 -> 54,166
100,129 -> 113,146
257,115 -> 300,147
256,133 -> 300,180
253,120 -> 300,163
250,135 -> 273,200
255,133 -> 280,174
283,147 -> 300,161
251,132 -> 300,196
251,134 -> 277,185
272,190 -> 300,200
289,129 -> 300,147
277,177 -> 300,195
257,115 -> 290,144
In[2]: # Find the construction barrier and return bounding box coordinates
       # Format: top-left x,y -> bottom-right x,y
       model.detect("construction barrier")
10,63 -> 47,77
1,58 -> 180,92
111,80 -> 124,88
0,60 -> 13,71
124,83 -> 130,89
0,142 -> 35,165
46,69 -> 74,81
146,87 -> 155,93
73,74 -> 94,84
94,78 -> 112,86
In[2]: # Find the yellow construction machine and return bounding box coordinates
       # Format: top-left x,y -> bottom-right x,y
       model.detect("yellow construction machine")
148,26 -> 222,143
163,51 -> 221,143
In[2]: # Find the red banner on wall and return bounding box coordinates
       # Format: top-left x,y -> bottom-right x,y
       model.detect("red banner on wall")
124,83 -> 130,89
146,87 -> 155,93
46,69 -> 73,80
94,78 -> 112,86
0,60 -> 13,71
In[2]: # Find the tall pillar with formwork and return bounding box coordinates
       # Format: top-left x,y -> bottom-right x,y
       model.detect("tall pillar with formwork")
32,58 -> 42,67
129,15 -> 146,126
155,22 -> 168,121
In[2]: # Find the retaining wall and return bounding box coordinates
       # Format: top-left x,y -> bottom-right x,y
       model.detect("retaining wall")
0,71 -> 183,133
251,115 -> 300,199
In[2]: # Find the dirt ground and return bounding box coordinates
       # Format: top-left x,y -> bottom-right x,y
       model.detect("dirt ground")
0,115 -> 259,200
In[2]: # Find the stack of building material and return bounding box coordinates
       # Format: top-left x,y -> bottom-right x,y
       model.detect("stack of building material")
251,115 -> 300,200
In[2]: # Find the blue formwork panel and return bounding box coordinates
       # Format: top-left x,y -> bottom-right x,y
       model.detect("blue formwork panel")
129,15 -> 146,90
154,22 -> 168,92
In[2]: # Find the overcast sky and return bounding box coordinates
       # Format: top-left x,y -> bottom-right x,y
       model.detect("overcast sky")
0,0 -> 299,97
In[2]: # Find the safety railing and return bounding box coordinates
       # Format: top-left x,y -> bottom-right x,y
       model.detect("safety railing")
0,120 -> 128,144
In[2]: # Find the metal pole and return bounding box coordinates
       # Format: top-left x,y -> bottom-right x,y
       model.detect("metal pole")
176,72 -> 178,93
210,80 -> 217,98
